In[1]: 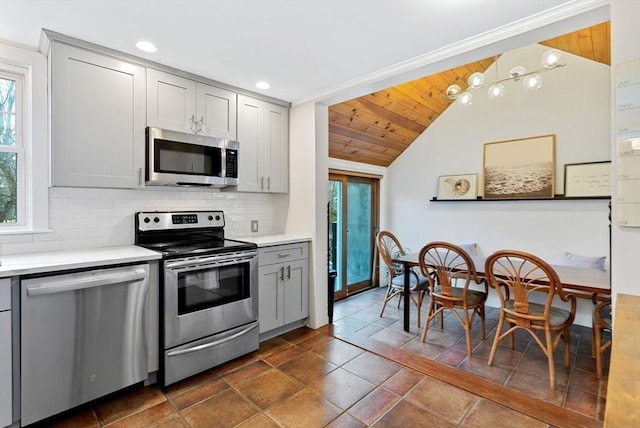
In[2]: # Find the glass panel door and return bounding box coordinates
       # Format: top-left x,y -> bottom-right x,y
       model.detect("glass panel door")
329,173 -> 379,300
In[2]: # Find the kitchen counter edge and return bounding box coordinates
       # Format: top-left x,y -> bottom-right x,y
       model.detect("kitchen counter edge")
230,235 -> 311,248
0,246 -> 162,278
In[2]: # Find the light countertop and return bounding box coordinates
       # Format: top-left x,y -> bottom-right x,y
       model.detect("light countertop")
229,234 -> 311,247
0,246 -> 162,278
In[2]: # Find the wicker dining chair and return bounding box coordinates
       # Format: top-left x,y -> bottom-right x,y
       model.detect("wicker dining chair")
592,298 -> 612,378
376,231 -> 428,328
484,250 -> 576,389
418,241 -> 488,356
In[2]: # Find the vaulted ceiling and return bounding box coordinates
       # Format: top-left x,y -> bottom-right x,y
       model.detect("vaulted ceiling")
328,22 -> 611,167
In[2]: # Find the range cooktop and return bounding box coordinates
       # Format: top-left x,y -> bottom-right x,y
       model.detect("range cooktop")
134,211 -> 257,258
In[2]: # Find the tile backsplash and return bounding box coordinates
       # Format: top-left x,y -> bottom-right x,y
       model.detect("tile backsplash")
0,187 -> 279,255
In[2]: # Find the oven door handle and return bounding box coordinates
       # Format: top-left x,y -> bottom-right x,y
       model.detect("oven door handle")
166,254 -> 256,271
166,322 -> 259,357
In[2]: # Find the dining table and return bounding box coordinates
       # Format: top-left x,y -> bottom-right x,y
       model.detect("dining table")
392,253 -> 611,332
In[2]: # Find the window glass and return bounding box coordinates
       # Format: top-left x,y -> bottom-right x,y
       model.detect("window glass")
0,75 -> 19,224
0,77 -> 16,146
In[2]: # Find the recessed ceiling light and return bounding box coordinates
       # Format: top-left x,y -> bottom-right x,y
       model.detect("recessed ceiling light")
136,40 -> 157,53
255,81 -> 270,90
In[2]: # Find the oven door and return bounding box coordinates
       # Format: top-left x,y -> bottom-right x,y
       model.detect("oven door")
163,250 -> 258,349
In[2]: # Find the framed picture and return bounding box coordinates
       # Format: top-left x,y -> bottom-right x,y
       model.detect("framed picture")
437,174 -> 478,200
564,161 -> 611,197
483,134 -> 555,199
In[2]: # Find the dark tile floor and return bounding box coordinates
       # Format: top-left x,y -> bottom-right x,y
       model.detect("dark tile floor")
36,287 -> 609,428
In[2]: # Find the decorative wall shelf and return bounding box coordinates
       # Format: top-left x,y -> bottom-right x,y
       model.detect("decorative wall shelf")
430,195 -> 611,202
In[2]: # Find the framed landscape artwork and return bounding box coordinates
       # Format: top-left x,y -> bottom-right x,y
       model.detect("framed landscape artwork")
483,135 -> 555,199
437,174 -> 478,200
564,161 -> 611,197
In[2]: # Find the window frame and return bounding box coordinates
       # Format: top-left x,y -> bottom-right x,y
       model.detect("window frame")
0,41 -> 49,235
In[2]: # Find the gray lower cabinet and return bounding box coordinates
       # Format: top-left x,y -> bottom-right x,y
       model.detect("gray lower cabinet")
258,242 -> 309,334
0,279 -> 11,428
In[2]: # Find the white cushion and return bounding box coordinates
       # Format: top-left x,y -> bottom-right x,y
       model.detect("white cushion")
458,242 -> 479,257
564,251 -> 606,271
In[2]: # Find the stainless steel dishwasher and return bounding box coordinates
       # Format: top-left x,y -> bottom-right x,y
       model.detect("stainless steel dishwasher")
20,263 -> 150,426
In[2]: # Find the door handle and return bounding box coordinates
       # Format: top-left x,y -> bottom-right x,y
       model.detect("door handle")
166,323 -> 258,357
280,266 -> 284,281
287,265 -> 291,279
26,268 -> 148,296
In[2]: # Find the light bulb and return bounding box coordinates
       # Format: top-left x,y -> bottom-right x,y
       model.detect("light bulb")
541,49 -> 563,69
446,85 -> 462,99
467,72 -> 485,89
458,91 -> 472,105
487,83 -> 505,99
509,66 -> 527,80
523,73 -> 542,90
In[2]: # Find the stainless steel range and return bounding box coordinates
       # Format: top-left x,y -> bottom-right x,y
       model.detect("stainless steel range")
135,210 -> 258,386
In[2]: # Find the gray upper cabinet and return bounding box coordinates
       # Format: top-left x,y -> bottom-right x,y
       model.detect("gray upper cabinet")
50,43 -> 146,188
236,94 -> 289,193
147,69 -> 237,140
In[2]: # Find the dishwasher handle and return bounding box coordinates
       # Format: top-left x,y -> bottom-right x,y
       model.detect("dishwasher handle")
26,268 -> 148,296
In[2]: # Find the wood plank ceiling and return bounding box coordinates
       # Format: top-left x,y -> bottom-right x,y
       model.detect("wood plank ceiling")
328,22 -> 611,167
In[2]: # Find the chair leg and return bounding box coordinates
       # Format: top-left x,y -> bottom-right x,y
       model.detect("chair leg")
563,325 -> 571,368
464,321 -> 473,356
479,305 -> 486,340
592,320 -> 597,358
415,289 -> 425,329
421,298 -> 436,343
488,312 -> 505,366
509,322 -> 515,350
594,324 -> 603,378
379,285 -> 395,318
545,329 -> 556,389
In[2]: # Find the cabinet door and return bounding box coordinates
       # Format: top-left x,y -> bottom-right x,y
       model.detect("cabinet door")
264,103 -> 289,193
197,83 -> 237,140
283,259 -> 308,323
51,43 -> 146,188
258,264 -> 283,333
236,95 -> 263,192
236,95 -> 289,193
147,69 -> 196,134
0,310 -> 11,427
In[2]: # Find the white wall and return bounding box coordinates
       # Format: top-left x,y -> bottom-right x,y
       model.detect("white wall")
611,0 -> 640,301
387,44 -> 611,266
287,102 -> 326,328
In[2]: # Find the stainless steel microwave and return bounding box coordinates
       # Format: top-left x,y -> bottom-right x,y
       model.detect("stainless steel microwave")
146,127 -> 239,187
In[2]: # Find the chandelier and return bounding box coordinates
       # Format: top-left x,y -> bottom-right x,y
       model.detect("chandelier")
446,49 -> 566,106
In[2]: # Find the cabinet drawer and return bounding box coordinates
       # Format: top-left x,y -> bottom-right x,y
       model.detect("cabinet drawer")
0,279 -> 10,311
258,242 -> 308,266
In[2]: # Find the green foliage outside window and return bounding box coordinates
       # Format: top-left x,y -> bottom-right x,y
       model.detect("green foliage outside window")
0,77 -> 17,223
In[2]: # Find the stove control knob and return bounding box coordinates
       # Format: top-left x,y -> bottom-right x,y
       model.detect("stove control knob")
153,217 -> 160,223
208,215 -> 213,221
215,215 -> 221,221
143,217 -> 151,224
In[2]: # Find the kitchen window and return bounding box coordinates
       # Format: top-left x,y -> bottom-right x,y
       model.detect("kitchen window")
0,41 -> 49,235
